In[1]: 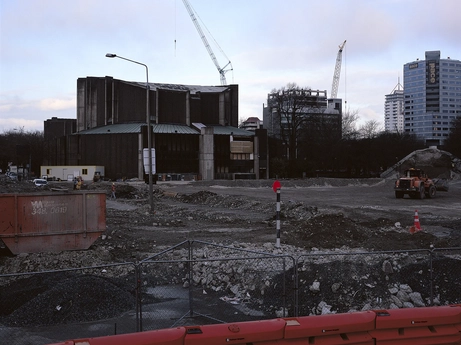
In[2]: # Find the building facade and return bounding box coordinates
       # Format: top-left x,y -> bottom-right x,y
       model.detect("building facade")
239,117 -> 262,132
403,51 -> 461,146
47,77 -> 268,180
263,89 -> 341,138
384,81 -> 404,133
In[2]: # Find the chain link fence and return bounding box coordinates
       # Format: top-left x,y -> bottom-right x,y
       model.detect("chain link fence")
1,245 -> 460,345
138,240 -> 296,331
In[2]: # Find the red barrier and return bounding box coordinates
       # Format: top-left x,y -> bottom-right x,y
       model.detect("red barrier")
44,306 -> 461,345
279,311 -> 375,344
371,306 -> 461,344
46,327 -> 186,345
184,319 -> 286,345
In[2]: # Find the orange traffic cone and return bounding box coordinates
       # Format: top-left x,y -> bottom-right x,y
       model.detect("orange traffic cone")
409,209 -> 422,234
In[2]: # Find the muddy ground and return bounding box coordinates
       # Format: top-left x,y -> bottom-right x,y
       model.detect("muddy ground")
1,176 -> 461,343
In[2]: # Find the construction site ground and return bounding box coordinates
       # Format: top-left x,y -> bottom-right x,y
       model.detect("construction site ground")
101,177 -> 461,256
1,176 -> 461,344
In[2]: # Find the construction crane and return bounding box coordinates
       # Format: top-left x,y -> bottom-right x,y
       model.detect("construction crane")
182,0 -> 233,85
330,40 -> 346,99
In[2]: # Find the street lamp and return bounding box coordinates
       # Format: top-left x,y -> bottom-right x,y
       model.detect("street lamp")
105,53 -> 154,211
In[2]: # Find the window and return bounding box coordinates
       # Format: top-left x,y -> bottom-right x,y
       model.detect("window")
82,169 -> 88,175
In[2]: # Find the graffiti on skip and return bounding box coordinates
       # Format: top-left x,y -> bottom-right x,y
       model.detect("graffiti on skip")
30,200 -> 68,215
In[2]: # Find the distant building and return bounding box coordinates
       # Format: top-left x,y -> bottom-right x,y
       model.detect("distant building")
43,117 -> 76,166
239,117 -> 262,131
403,51 -> 461,146
384,81 -> 404,133
46,77 -> 268,180
263,89 -> 342,140
262,88 -> 342,164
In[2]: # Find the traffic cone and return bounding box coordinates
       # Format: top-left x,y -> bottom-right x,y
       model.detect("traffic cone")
409,209 -> 422,234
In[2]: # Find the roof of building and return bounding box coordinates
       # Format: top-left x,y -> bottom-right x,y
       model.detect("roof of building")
75,123 -> 253,136
209,126 -> 254,136
76,123 -> 143,134
153,124 -> 199,134
124,81 -> 229,94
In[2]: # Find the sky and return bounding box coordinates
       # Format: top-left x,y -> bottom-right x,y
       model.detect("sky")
1,0 -> 460,133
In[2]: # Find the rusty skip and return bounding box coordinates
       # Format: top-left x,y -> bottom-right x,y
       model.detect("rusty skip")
0,192 -> 106,254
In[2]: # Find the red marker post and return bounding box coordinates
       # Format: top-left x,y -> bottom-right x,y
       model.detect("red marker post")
272,180 -> 281,248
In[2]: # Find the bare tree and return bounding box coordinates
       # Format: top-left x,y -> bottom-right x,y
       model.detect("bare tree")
342,108 -> 359,140
444,116 -> 461,158
358,120 -> 382,139
267,83 -> 335,175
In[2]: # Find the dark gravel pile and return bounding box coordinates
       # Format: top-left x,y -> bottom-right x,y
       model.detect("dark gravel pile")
1,274 -> 135,326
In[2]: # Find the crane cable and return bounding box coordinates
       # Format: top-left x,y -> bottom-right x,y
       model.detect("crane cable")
174,0 -> 177,56
344,42 -> 347,112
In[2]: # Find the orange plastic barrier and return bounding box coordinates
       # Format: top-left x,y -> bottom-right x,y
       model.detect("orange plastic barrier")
46,327 -> 186,345
44,306 -> 461,345
184,319 -> 286,345
278,311 -> 375,345
371,306 -> 461,344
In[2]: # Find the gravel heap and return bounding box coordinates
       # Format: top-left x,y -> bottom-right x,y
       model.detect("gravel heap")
1,273 -> 135,327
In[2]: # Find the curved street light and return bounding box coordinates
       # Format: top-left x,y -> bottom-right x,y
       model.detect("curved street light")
105,53 -> 153,211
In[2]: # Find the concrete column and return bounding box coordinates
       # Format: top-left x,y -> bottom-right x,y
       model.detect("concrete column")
186,91 -> 190,126
138,133 -> 143,180
253,135 -> 259,179
219,93 -> 225,125
199,127 -> 214,180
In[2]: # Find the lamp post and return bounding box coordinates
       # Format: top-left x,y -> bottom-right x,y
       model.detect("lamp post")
105,53 -> 154,211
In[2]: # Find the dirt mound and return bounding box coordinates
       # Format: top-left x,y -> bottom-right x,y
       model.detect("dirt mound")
381,147 -> 461,179
1,274 -> 135,326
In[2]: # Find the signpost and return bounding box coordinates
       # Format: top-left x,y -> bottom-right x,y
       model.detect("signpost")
272,180 -> 282,248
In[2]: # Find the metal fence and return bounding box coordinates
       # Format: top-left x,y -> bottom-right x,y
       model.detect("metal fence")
1,243 -> 460,345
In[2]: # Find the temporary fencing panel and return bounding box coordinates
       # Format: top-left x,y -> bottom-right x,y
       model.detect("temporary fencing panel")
371,306 -> 461,344
280,312 -> 375,345
184,319 -> 286,345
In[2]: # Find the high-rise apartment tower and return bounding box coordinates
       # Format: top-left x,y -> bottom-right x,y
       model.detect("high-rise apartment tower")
403,51 -> 461,146
384,81 -> 404,133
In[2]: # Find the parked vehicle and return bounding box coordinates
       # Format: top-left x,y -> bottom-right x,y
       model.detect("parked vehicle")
7,172 -> 18,180
33,178 -> 48,187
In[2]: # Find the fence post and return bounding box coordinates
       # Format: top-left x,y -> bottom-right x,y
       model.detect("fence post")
188,240 -> 194,317
429,245 -> 434,306
136,264 -> 143,332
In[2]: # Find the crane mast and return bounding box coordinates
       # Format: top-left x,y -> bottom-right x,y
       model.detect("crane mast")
182,0 -> 232,85
330,40 -> 346,99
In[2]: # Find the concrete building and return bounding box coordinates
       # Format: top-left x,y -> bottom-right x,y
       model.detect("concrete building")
46,77 -> 268,180
384,81 -> 404,133
263,88 -> 342,142
43,117 -> 76,166
239,117 -> 262,131
403,51 -> 461,146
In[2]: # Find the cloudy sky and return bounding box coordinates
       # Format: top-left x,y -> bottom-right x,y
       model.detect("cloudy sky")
1,0 -> 460,133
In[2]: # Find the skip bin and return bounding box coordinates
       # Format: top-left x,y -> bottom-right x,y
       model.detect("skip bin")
0,192 -> 106,254
282,311 -> 375,344
371,306 -> 461,344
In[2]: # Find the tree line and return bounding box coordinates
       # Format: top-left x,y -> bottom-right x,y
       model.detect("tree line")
0,128 -> 45,177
